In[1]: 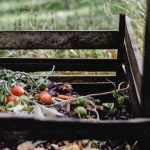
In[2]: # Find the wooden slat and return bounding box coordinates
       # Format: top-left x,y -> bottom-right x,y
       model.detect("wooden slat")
141,0 -> 150,117
48,75 -> 116,83
122,44 -> 141,116
0,31 -> 119,49
71,83 -> 116,101
0,115 -> 149,141
116,14 -> 125,83
71,82 -> 115,95
0,58 -> 117,72
124,16 -> 143,104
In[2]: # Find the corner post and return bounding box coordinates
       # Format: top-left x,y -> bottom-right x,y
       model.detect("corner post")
141,0 -> 150,117
116,14 -> 126,83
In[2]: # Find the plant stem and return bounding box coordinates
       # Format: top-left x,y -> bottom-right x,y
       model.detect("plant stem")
69,85 -> 129,101
29,65 -> 55,95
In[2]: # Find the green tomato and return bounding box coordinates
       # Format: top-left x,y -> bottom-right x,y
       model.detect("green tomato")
75,98 -> 89,106
6,101 -> 15,109
74,106 -> 87,116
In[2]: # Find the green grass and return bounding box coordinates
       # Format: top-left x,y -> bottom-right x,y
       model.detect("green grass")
0,0 -> 146,57
0,0 -> 124,30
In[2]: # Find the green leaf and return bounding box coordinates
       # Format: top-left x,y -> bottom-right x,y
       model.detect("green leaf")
36,77 -> 51,90
103,103 -> 114,110
19,95 -> 33,104
118,95 -> 125,105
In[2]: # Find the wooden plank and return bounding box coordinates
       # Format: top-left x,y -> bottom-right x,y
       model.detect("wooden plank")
116,14 -> 125,83
0,115 -> 149,140
124,17 -> 143,117
141,0 -> 150,117
123,16 -> 142,116
124,16 -> 143,105
122,44 -> 141,116
71,83 -> 116,102
0,31 -> 119,49
0,58 -> 117,71
48,75 -> 116,83
71,82 -> 115,95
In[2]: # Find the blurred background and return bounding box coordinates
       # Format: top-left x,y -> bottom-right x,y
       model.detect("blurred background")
0,0 -> 146,58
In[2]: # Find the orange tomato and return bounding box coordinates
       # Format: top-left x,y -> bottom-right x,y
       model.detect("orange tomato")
38,91 -> 52,105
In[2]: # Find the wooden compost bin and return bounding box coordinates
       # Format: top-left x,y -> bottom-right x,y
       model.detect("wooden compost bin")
0,14 -> 149,149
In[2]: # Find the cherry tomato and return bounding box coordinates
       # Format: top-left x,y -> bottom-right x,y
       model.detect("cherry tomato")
11,85 -> 25,96
38,91 -> 52,105
74,106 -> 87,116
5,95 -> 17,104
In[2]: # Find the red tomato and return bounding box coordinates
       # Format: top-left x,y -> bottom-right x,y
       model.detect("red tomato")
11,85 -> 25,96
38,91 -> 52,105
5,95 -> 17,104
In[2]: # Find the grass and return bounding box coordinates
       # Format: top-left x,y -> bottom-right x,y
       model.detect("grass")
0,0 -> 123,30
0,0 -> 146,57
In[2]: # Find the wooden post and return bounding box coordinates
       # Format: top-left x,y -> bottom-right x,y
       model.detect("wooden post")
139,2 -> 150,147
116,14 -> 126,83
141,0 -> 150,117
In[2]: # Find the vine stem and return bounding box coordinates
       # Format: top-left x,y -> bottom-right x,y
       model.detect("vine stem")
69,84 -> 129,101
29,65 -> 55,94
51,85 -> 129,105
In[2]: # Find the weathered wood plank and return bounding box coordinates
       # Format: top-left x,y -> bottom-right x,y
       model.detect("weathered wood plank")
122,44 -> 141,116
116,14 -> 125,83
71,82 -> 116,101
71,82 -> 115,95
124,16 -> 143,105
141,0 -> 150,117
47,75 -> 116,83
0,31 -> 119,49
0,58 -> 117,71
0,116 -> 149,140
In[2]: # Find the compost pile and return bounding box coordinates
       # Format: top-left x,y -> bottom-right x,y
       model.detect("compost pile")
0,67 -> 136,150
0,67 -> 131,120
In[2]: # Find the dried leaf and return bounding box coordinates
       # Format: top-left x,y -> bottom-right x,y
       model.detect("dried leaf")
17,142 -> 33,150
31,148 -> 44,150
39,104 -> 64,117
32,140 -> 47,147
34,103 -> 45,119
9,104 -> 24,113
61,144 -> 80,150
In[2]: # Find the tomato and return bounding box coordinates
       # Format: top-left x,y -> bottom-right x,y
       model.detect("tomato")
11,85 -> 25,96
5,95 -> 17,104
38,91 -> 52,105
74,106 -> 87,116
75,98 -> 89,106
